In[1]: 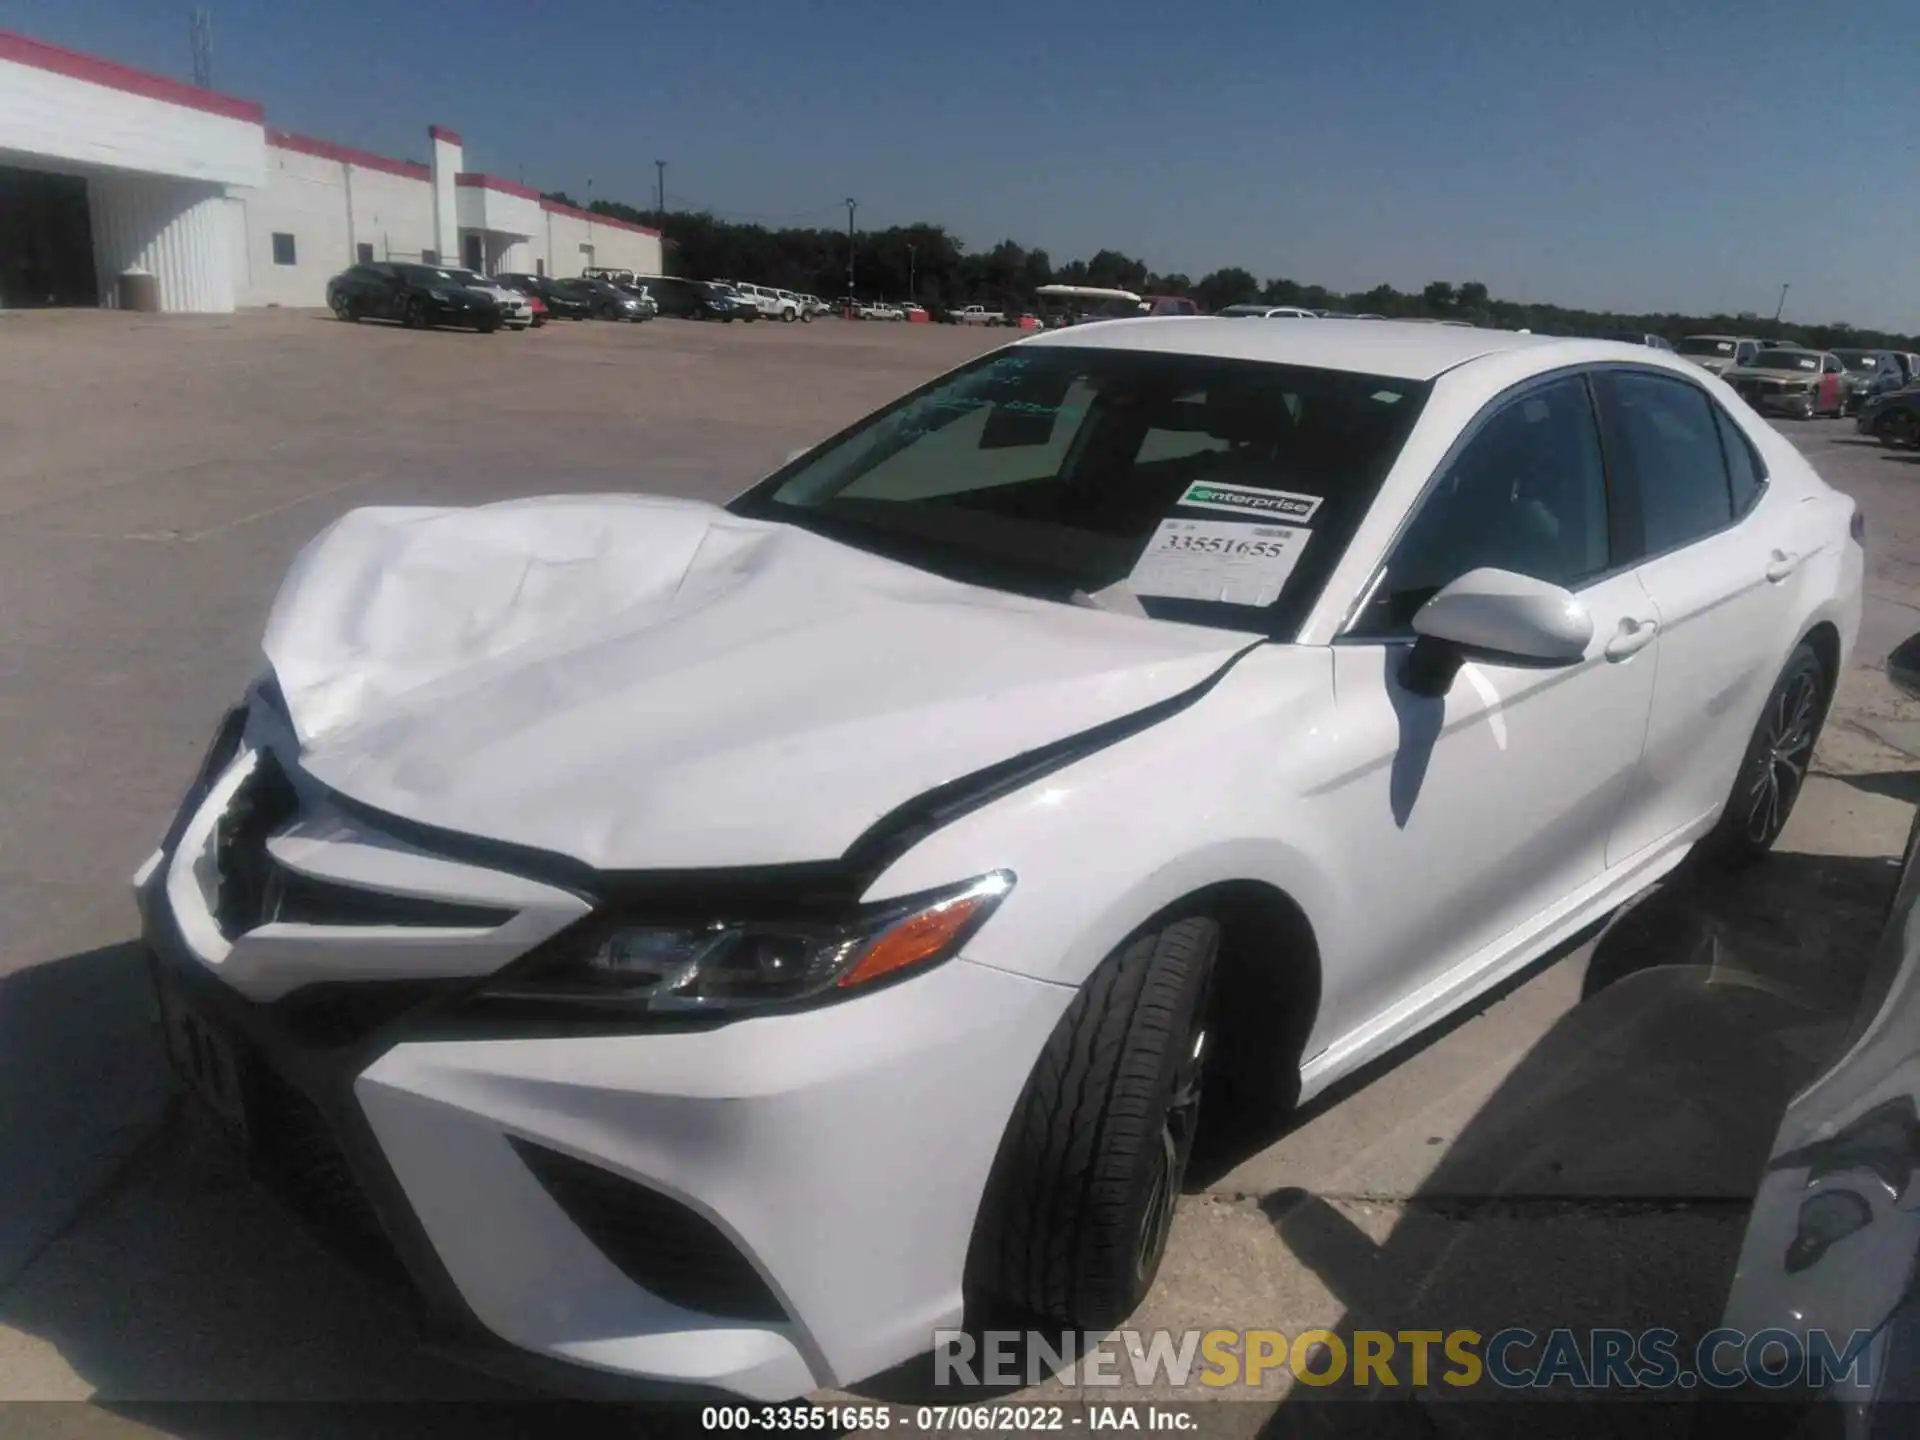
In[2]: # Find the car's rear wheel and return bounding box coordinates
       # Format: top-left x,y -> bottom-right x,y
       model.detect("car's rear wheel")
968,915 -> 1218,1330
1705,643 -> 1829,865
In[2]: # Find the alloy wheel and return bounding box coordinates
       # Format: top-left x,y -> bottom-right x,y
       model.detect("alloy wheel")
1743,667 -> 1819,845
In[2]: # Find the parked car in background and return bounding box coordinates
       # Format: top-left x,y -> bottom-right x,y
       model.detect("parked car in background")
1857,388 -> 1920,448
1896,353 -> 1920,387
615,282 -> 660,320
953,305 -> 1005,326
1602,331 -> 1677,351
634,275 -> 737,322
726,282 -> 800,322
706,282 -> 760,321
773,289 -> 812,323
1833,350 -> 1908,414
1726,347 -> 1848,419
577,278 -> 653,322
1215,304 -> 1318,319
445,270 -> 534,331
1676,334 -> 1762,375
496,274 -> 592,321
325,263 -> 504,332
1144,295 -> 1200,317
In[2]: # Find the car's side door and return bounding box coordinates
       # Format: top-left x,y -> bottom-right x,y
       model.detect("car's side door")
1594,367 -> 1807,862
1317,371 -> 1663,1041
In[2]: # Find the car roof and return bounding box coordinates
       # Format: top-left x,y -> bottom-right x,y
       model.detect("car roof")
1017,315 -> 1571,381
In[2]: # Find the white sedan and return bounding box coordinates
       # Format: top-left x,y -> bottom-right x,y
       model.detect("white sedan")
136,320 -> 1862,1400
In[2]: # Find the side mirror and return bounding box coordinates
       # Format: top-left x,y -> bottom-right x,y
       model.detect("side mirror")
1889,632 -> 1920,700
1402,568 -> 1593,696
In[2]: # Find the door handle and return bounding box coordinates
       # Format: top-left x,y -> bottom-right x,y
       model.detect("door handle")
1766,549 -> 1802,583
1604,617 -> 1659,661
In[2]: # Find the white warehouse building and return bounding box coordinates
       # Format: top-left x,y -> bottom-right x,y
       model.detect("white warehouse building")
0,28 -> 662,313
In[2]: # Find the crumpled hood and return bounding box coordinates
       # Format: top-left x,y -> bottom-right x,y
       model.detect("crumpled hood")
262,495 -> 1255,872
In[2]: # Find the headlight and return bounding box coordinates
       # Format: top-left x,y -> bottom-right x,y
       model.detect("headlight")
486,870 -> 1014,1014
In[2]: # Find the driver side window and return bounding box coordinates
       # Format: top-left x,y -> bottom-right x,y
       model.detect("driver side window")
1349,374 -> 1611,637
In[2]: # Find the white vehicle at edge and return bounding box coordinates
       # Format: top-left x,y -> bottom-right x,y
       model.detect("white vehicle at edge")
136,318 -> 1863,1401
449,269 -> 534,330
734,282 -> 801,321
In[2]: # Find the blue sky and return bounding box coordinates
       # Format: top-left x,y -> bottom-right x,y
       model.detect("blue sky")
5,0 -> 1913,329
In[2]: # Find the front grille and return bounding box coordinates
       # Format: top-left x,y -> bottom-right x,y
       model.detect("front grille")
509,1139 -> 788,1322
245,1057 -> 409,1290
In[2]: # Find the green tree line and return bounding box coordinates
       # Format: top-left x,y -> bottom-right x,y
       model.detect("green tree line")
560,195 -> 1918,350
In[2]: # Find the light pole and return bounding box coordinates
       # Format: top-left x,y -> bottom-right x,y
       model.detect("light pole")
846,198 -> 858,305
654,160 -> 667,218
1773,283 -> 1790,324
908,243 -> 917,304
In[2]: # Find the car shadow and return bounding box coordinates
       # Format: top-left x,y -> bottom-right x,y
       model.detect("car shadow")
1248,846 -> 1894,1436
855,848 -> 1897,1437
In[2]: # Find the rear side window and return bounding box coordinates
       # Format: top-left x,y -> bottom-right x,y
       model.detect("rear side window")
1712,404 -> 1766,517
1599,371 -> 1733,556
1349,375 -> 1610,635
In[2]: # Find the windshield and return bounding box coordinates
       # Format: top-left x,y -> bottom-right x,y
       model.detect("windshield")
729,346 -> 1431,639
1677,337 -> 1736,357
1834,352 -> 1884,372
1751,350 -> 1820,372
1216,305 -> 1273,317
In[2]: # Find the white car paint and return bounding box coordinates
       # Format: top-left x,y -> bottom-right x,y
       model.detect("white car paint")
138,317 -> 1864,1400
451,271 -> 534,329
733,283 -> 800,321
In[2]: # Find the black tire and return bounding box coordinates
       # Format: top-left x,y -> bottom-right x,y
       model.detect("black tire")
968,916 -> 1218,1330
1879,411 -> 1920,450
1704,643 -> 1829,865
403,296 -> 429,330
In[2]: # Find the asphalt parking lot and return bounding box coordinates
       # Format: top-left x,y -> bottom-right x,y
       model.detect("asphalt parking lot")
3,310 -> 1920,1434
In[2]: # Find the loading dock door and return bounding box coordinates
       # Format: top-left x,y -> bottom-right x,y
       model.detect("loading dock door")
0,167 -> 97,308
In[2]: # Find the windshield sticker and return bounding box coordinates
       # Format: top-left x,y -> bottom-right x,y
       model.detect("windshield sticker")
1177,480 -> 1323,524
1127,518 -> 1310,608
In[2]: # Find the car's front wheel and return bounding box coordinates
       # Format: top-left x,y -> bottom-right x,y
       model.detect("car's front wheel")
1705,642 -> 1829,864
403,296 -> 429,329
1878,410 -> 1920,450
968,915 -> 1218,1330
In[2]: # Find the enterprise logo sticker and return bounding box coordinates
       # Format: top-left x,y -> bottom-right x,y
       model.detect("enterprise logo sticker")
1177,481 -> 1323,523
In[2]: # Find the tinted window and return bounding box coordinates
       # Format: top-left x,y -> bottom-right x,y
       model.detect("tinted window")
1349,375 -> 1609,636
1712,404 -> 1765,516
1603,371 -> 1734,554
733,347 -> 1431,639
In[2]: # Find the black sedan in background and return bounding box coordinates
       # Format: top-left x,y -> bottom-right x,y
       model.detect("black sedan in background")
325,263 -> 504,331
573,278 -> 653,321
496,273 -> 593,321
641,275 -> 744,321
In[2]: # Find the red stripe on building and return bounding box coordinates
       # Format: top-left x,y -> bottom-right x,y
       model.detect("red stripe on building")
0,27 -> 265,122
456,172 -> 545,202
428,125 -> 463,146
537,197 -> 661,237
268,129 -> 430,181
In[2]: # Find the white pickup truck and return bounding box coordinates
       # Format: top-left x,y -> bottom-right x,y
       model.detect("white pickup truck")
954,304 -> 1004,326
